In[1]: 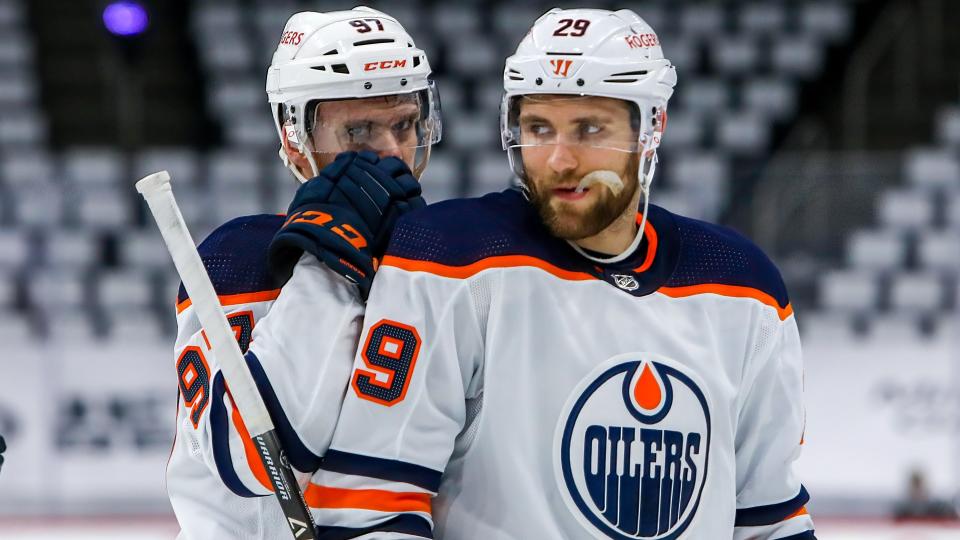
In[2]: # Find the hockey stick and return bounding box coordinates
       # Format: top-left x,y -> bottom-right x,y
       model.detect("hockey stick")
136,171 -> 318,540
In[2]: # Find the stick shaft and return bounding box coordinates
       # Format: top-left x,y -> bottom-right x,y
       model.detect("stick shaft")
137,171 -> 318,539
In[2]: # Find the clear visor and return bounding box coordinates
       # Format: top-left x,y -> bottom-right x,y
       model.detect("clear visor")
305,81 -> 441,176
501,94 -> 642,154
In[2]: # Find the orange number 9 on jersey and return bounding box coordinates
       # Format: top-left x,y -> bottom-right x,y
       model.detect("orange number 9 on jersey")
351,320 -> 422,406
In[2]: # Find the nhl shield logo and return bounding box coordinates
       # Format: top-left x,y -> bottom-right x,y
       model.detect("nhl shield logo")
554,353 -> 711,539
612,274 -> 640,291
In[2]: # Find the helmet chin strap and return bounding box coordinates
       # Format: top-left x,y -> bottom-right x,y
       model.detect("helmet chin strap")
278,147 -> 307,184
567,138 -> 658,265
279,139 -> 322,185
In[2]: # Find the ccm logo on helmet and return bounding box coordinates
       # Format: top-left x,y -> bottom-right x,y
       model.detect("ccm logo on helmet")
364,59 -> 407,71
279,31 -> 304,46
624,33 -> 659,49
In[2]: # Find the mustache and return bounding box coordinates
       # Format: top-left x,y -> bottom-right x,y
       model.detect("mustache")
537,172 -> 591,191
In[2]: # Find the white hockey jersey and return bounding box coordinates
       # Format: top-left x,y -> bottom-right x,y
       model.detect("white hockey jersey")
166,214 -> 366,539
310,189 -> 816,539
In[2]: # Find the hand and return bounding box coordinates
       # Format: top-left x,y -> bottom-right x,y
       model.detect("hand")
269,151 -> 425,299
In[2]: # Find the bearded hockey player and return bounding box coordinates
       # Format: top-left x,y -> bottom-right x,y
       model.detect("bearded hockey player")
308,8 -> 816,539
166,8 -> 440,538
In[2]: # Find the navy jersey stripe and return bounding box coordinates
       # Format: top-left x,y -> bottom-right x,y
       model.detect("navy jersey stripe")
209,371 -> 259,498
245,351 -> 323,472
735,485 -> 810,527
775,531 -> 817,540
315,514 -> 432,540
321,449 -> 442,493
177,214 -> 285,305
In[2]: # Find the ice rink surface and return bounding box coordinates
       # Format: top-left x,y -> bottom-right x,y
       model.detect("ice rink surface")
3,517 -> 960,539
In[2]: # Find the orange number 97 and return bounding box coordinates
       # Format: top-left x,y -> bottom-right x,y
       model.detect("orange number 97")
178,312 -> 255,428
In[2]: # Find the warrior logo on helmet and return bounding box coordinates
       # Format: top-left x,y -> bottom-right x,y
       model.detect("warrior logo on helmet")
555,352 -> 711,539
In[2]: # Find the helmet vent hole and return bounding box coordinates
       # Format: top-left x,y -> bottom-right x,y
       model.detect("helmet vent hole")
310,65 -> 327,71
331,64 -> 350,74
545,52 -> 583,56
354,38 -> 395,46
323,49 -> 338,56
413,56 -> 421,67
610,70 -> 648,77
603,79 -> 637,83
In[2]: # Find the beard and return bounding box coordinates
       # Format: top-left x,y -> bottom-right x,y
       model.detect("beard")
526,153 -> 640,240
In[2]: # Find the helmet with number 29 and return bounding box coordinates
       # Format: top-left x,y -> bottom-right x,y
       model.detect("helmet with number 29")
502,8 -> 676,244
267,7 -> 441,182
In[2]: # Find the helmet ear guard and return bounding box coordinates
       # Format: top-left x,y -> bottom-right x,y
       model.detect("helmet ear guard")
276,104 -> 321,184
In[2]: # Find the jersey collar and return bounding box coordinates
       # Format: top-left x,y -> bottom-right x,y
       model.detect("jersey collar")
574,205 -> 681,297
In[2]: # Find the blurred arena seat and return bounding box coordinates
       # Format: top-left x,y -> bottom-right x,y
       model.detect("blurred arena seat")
845,229 -> 907,274
818,269 -> 879,314
0,0 -> 868,339
810,95 -> 960,335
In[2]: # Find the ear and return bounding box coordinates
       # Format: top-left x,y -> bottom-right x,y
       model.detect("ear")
282,124 -> 312,177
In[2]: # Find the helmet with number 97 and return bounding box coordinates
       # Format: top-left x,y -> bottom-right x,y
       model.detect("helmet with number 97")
267,7 -> 442,182
501,8 -> 676,234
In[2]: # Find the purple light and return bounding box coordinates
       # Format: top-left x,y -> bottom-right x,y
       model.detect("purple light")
103,1 -> 149,37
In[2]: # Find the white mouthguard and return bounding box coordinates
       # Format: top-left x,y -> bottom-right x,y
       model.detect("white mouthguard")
575,170 -> 625,195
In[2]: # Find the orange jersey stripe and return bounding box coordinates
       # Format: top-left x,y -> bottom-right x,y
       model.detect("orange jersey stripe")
633,215 -> 658,273
228,390 -> 274,492
177,289 -> 282,314
657,283 -> 794,321
381,254 -> 596,281
784,506 -> 809,520
383,256 -> 792,319
304,484 -> 431,514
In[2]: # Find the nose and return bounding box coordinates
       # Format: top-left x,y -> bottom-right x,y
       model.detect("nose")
546,143 -> 578,175
374,132 -> 404,160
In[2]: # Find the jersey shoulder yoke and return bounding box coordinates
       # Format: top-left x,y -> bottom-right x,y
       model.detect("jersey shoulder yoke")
663,213 -> 789,310
176,214 -> 285,310
384,189 -> 580,270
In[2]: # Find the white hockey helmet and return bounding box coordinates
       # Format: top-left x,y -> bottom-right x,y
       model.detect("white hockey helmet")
501,8 -> 676,197
267,7 -> 441,182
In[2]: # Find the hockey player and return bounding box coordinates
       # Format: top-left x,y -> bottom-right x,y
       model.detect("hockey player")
166,8 -> 441,538
308,8 -> 816,539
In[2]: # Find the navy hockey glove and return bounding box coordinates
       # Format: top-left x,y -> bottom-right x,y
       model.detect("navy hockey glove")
269,151 -> 425,299
0,434 -> 5,473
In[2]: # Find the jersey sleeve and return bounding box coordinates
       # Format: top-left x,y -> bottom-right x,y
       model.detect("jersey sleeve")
173,254 -> 363,499
732,312 -> 816,540
305,264 -> 486,539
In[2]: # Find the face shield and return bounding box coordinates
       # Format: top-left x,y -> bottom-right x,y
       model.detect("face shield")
289,80 -> 441,179
502,94 -> 643,178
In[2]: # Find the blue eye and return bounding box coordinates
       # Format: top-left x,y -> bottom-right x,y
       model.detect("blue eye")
531,124 -> 552,136
582,123 -> 603,136
345,123 -> 371,141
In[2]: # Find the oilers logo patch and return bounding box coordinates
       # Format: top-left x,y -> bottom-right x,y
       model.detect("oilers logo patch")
554,353 -> 711,539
